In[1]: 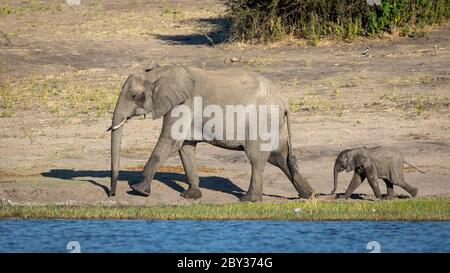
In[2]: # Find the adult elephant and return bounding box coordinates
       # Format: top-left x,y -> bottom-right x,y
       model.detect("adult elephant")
108,64 -> 314,202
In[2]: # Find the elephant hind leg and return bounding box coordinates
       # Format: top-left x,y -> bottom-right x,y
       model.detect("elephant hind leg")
391,171 -> 418,197
394,179 -> 418,197
179,142 -> 202,199
268,149 -> 314,199
240,143 -> 270,202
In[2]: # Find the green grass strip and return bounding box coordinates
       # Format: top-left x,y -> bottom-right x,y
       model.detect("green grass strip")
1,198 -> 449,221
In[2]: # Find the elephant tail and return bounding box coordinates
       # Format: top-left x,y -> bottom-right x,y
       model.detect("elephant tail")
285,110 -> 298,175
404,161 -> 425,174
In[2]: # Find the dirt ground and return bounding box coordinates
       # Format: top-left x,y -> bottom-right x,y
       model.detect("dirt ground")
0,0 -> 449,205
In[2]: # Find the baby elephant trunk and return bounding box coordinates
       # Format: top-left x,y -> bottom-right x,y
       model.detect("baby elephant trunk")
332,164 -> 339,194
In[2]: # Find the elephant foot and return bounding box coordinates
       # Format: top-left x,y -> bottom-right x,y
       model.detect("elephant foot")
383,195 -> 395,200
298,190 -> 315,199
410,187 -> 418,198
293,174 -> 315,199
181,187 -> 202,199
337,194 -> 350,199
239,193 -> 262,202
130,181 -> 151,197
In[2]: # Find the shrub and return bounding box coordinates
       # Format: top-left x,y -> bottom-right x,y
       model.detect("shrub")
225,0 -> 450,43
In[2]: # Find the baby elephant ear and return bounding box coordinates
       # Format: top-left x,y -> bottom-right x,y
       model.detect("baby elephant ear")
346,156 -> 356,172
152,66 -> 194,119
144,62 -> 160,72
354,153 -> 369,169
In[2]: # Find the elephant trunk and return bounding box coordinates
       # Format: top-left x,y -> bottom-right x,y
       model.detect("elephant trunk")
110,123 -> 124,196
332,163 -> 339,194
110,96 -> 129,196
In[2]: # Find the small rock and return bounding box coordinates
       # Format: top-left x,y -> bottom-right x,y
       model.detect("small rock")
96,200 -> 120,206
65,0 -> 80,5
0,31 -> 12,47
0,198 -> 13,205
294,208 -> 302,213
56,200 -> 78,206
366,0 -> 381,6
230,57 -> 239,63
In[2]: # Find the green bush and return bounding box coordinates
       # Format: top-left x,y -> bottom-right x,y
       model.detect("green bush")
225,0 -> 450,43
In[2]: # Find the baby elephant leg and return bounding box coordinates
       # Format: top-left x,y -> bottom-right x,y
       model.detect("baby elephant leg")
383,179 -> 395,199
341,172 -> 365,199
395,180 -> 418,197
367,175 -> 382,199
392,171 -> 418,197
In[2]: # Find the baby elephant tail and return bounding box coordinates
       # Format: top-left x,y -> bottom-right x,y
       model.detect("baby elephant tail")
404,161 -> 425,174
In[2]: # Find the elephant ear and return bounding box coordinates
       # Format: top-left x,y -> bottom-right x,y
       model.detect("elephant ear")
152,66 -> 194,119
346,155 -> 356,172
354,153 -> 374,172
144,61 -> 160,72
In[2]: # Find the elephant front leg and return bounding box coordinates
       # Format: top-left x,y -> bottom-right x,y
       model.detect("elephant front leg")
179,142 -> 202,199
130,136 -> 182,196
341,172 -> 365,199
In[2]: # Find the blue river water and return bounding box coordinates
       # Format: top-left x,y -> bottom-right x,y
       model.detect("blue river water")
0,220 -> 449,253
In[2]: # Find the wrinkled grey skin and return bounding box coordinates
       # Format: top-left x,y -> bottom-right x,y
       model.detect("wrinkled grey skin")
109,64 -> 315,202
332,146 -> 422,199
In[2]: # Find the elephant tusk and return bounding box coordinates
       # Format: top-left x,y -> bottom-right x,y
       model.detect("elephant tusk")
107,118 -> 127,131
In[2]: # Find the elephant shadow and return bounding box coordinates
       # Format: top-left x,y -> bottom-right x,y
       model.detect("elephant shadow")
315,193 -> 411,200
41,169 -> 246,198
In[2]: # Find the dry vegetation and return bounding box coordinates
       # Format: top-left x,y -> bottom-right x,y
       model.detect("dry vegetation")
1,0 -> 226,40
0,0 -> 228,117
0,1 -> 448,119
1,70 -> 122,117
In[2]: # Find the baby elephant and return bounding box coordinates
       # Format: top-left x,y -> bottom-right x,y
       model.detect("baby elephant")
332,146 -> 424,199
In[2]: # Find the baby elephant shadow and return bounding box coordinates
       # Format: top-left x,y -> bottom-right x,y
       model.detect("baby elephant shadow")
41,169 -> 246,198
319,193 -> 411,201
